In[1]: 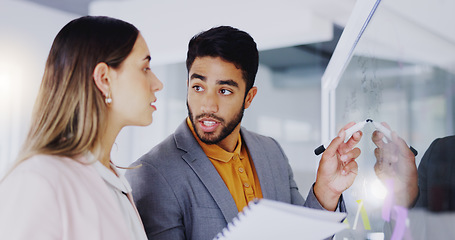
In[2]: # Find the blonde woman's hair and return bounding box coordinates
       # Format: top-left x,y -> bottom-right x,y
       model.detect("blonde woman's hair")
4,16 -> 139,178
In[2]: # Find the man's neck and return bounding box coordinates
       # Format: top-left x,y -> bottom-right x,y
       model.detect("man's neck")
215,124 -> 242,152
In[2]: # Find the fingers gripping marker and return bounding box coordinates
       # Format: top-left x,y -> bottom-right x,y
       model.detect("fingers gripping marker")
314,119 -> 417,156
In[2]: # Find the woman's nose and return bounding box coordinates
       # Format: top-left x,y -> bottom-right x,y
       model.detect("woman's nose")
151,73 -> 163,92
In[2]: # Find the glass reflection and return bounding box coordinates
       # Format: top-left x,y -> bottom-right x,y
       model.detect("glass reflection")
332,0 -> 455,239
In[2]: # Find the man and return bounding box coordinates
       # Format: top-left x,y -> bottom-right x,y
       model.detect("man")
126,26 -> 362,240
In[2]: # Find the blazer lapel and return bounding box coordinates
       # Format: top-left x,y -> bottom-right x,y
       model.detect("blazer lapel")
174,121 -> 239,223
240,128 -> 277,200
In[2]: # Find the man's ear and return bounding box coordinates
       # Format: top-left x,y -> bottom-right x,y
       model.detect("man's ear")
93,62 -> 111,97
244,86 -> 257,109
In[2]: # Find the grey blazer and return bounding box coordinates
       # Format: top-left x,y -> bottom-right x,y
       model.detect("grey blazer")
126,121 -> 345,240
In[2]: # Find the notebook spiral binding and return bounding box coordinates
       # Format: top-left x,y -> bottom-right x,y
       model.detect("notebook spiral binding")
214,199 -> 260,239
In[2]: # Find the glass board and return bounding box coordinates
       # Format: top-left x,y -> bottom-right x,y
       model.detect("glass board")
323,0 -> 455,238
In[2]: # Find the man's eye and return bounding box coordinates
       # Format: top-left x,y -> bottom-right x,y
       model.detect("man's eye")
193,86 -> 204,92
220,89 -> 232,95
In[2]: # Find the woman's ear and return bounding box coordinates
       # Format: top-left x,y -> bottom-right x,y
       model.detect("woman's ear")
93,62 -> 111,96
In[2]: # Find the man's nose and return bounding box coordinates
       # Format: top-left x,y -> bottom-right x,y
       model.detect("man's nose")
201,91 -> 218,113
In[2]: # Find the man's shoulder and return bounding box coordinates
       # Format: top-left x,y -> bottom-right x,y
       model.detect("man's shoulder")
131,122 -> 198,168
427,135 -> 455,151
435,135 -> 455,144
240,127 -> 280,146
428,136 -> 455,153
421,135 -> 455,164
136,133 -> 180,164
126,132 -> 190,182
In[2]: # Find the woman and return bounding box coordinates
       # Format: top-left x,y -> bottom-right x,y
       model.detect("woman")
0,16 -> 162,239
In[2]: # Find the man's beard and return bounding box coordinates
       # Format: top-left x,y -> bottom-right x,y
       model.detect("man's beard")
187,101 -> 245,145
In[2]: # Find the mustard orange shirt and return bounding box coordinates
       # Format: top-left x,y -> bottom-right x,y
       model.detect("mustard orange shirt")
187,118 -> 263,212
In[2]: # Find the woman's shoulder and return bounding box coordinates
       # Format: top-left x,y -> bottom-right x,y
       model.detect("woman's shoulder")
1,154 -> 103,198
10,154 -> 92,180
20,154 -> 85,168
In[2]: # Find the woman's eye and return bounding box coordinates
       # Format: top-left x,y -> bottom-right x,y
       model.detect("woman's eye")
143,67 -> 151,72
220,89 -> 232,95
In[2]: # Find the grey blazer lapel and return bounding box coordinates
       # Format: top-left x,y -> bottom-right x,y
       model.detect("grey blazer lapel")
174,121 -> 238,223
240,127 -> 277,199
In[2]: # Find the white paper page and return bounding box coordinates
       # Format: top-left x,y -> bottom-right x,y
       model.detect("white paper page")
216,199 -> 347,240
259,198 -> 347,222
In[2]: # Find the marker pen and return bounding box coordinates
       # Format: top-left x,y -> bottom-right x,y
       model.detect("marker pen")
371,120 -> 418,156
314,120 -> 368,156
372,121 -> 392,139
314,119 -> 418,156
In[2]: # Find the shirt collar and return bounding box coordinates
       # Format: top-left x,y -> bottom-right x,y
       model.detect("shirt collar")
87,152 -> 132,194
186,117 -> 243,163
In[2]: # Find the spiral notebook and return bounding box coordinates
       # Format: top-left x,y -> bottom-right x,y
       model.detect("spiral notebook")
214,199 -> 347,240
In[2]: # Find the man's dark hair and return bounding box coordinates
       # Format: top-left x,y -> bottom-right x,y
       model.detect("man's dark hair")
186,26 -> 259,93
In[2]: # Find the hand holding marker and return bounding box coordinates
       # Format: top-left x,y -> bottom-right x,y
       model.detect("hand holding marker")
370,120 -> 418,156
314,120 -> 367,156
314,119 -> 418,156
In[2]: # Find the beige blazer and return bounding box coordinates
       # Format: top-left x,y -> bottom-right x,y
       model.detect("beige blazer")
0,154 -> 140,240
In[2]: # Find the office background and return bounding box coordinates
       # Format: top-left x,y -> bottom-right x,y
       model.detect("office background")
1,0 -> 454,239
0,0 -> 356,189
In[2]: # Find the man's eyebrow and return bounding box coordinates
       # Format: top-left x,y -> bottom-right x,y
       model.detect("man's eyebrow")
189,74 -> 239,88
190,73 -> 206,81
217,79 -> 239,88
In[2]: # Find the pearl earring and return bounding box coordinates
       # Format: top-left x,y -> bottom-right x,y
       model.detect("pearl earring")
105,92 -> 112,104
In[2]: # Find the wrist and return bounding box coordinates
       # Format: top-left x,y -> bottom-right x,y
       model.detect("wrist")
314,181 -> 342,211
395,185 -> 419,208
